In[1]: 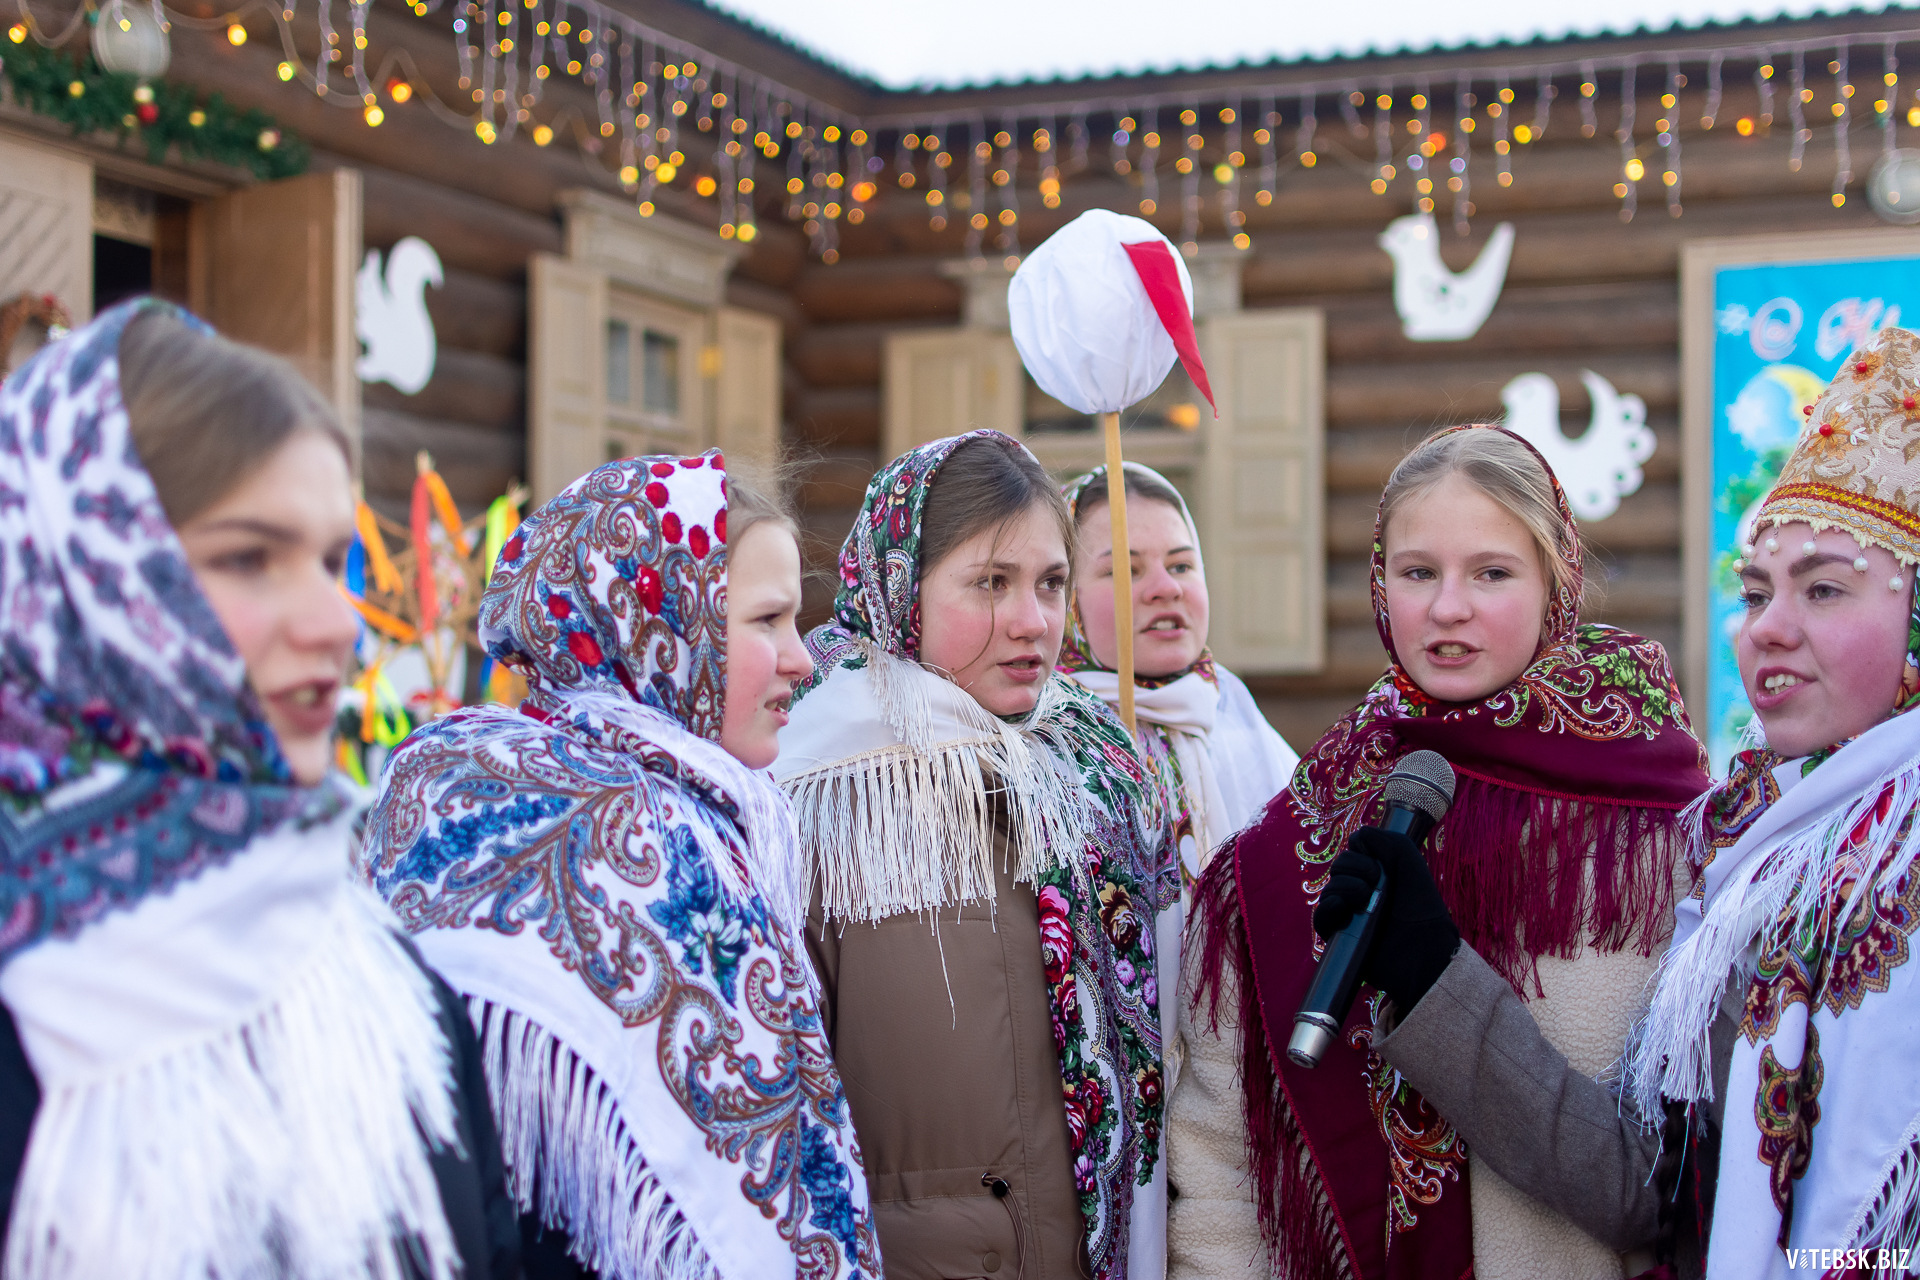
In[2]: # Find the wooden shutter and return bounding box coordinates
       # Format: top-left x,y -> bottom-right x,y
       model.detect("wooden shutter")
881,328 -> 1020,459
712,305 -> 782,466
527,252 -> 607,503
0,133 -> 93,326
1197,308 -> 1326,674
191,169 -> 361,442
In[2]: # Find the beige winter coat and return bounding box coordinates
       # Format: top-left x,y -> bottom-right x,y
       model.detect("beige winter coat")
1166,905 -> 1665,1280
806,821 -> 1089,1280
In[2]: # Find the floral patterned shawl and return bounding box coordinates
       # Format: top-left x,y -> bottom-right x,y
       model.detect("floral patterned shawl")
362,454 -> 880,1280
1192,424 -> 1710,1280
1057,460 -> 1301,1278
0,299 -> 465,1280
1621,338 -> 1920,1276
775,430 -> 1174,1280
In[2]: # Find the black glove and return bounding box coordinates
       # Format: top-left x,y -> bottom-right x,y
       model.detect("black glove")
1311,826 -> 1461,1013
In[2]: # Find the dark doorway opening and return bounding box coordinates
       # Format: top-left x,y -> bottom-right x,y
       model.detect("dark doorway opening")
93,235 -> 152,313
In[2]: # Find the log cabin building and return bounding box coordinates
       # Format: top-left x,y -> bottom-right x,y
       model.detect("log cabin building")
4,0 -> 1917,743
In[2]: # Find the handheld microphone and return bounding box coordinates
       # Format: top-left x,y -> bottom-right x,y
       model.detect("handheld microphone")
1286,750 -> 1455,1069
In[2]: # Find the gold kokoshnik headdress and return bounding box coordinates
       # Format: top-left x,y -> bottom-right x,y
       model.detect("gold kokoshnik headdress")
1752,324 -> 1920,563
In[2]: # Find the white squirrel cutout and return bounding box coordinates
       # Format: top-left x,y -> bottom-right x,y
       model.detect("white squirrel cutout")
1500,369 -> 1654,522
356,237 -> 443,395
1379,212 -> 1515,341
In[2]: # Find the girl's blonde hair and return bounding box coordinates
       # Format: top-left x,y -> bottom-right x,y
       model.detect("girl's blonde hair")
723,456 -> 800,546
1379,427 -> 1582,610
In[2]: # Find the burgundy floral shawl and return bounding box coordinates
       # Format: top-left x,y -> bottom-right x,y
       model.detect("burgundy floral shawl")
1192,425 -> 1710,1280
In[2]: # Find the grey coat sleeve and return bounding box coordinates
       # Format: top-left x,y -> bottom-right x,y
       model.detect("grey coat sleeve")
1370,943 -> 1668,1255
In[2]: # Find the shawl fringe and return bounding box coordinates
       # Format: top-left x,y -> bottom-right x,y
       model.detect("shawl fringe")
1624,756 -> 1920,1121
5,889 -> 462,1280
1189,848 -> 1352,1280
476,1000 -> 719,1280
785,643 -> 1089,922
1846,1115 -> 1920,1267
1442,771 -> 1691,994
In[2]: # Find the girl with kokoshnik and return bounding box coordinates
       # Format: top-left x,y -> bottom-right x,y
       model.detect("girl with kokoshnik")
1057,461 -> 1300,1276
1339,329 -> 1920,1279
360,454 -> 882,1280
772,430 -> 1177,1280
0,300 -> 518,1279
1180,425 -> 1710,1280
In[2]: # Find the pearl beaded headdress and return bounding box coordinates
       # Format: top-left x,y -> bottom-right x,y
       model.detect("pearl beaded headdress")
1751,325 -> 1920,571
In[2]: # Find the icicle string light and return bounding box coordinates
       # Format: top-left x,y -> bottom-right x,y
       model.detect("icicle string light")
1256,92 -> 1277,207
228,3 -> 1920,259
1180,98 -> 1202,251
1834,37 -> 1852,204
1494,72 -> 1511,188
1452,72 -> 1472,233
1664,56 -> 1683,216
1790,47 -> 1809,170
1223,97 -> 1247,248
1411,75 -> 1432,214
1618,59 -> 1638,222
1885,38 -> 1900,158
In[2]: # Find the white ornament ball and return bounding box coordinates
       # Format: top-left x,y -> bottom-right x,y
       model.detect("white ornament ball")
92,0 -> 170,79
1765,537 -> 1779,553
1856,556 -> 1871,572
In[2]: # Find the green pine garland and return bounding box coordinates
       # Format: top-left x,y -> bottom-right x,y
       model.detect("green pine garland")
0,34 -> 308,179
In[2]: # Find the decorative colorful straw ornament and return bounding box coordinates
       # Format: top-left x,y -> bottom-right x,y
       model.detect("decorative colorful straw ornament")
1009,210 -> 1216,731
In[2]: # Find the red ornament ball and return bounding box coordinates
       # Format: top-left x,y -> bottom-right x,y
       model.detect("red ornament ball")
135,102 -> 159,125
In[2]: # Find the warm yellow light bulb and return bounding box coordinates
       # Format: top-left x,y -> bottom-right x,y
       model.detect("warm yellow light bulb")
227,22 -> 247,45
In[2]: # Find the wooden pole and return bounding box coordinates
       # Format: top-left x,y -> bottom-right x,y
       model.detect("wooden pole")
1101,411 -> 1136,735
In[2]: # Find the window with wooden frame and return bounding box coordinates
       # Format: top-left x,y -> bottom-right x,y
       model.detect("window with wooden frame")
603,288 -> 705,459
528,192 -> 780,504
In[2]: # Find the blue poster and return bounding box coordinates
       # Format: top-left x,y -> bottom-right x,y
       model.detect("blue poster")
1706,256 -> 1920,771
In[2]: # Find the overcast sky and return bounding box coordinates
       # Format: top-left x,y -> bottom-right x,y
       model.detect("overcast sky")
704,0 -> 1917,88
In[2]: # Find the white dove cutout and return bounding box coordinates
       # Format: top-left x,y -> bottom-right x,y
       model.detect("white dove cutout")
1379,212 -> 1515,341
1500,369 -> 1654,522
356,237 -> 443,395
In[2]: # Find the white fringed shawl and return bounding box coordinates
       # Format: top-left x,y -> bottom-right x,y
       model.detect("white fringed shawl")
773,638 -> 1090,922
0,797 -> 463,1280
1623,710 -> 1920,1278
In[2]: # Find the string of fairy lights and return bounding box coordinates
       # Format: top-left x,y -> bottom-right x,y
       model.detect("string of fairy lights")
13,0 -> 1920,263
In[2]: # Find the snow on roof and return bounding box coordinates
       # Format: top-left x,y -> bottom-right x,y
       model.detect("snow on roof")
699,0 -> 1917,92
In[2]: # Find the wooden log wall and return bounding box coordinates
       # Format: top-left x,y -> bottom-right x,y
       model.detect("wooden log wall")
779,67 -> 1895,747
105,2 -> 1917,745
357,166 -> 557,517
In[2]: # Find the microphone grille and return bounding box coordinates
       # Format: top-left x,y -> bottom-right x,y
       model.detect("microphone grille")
1381,750 -> 1456,823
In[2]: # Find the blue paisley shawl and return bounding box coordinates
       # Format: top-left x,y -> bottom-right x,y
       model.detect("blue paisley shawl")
776,429 -> 1176,1280
362,453 -> 880,1280
0,299 -> 466,1280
